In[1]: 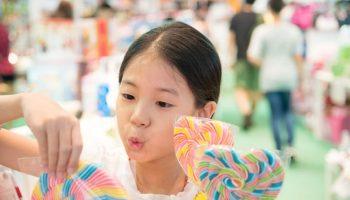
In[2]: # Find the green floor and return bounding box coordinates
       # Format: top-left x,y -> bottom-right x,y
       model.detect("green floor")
214,69 -> 333,200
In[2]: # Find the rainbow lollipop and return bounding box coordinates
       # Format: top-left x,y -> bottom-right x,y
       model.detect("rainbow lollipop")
195,146 -> 284,200
31,163 -> 128,200
174,116 -> 235,184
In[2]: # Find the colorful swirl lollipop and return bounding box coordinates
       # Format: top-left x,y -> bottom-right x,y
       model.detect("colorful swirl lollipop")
174,116 -> 235,184
31,163 -> 128,200
195,146 -> 284,200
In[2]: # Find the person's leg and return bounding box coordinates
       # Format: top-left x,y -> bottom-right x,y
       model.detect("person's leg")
235,88 -> 253,129
248,61 -> 261,118
235,88 -> 252,116
250,90 -> 261,116
242,90 -> 261,130
281,90 -> 297,164
281,91 -> 294,147
234,60 -> 254,130
266,92 -> 284,150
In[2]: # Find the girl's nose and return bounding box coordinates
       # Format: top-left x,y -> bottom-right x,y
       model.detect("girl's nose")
130,102 -> 151,128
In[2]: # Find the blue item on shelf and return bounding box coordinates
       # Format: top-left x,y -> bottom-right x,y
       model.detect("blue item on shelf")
97,83 -> 111,117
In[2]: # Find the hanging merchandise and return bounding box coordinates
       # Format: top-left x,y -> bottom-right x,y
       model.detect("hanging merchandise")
79,17 -> 121,61
308,25 -> 349,142
33,19 -> 78,55
291,3 -> 318,31
97,83 -> 110,117
97,60 -> 111,118
82,55 -> 121,116
1,0 -> 30,57
0,23 -> 14,78
331,25 -> 350,78
332,46 -> 350,78
96,18 -> 110,58
315,13 -> 339,31
339,25 -> 350,44
326,148 -> 350,199
79,19 -> 99,60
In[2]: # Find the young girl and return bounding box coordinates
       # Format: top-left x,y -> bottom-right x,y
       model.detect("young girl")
2,21 -> 222,199
111,21 -> 221,198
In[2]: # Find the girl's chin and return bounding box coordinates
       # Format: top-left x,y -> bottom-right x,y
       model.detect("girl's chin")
126,150 -> 150,162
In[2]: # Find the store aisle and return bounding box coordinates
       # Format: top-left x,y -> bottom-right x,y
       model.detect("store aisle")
215,69 -> 333,200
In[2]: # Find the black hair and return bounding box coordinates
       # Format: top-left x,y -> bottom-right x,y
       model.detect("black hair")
119,21 -> 221,108
269,0 -> 285,14
246,0 -> 256,5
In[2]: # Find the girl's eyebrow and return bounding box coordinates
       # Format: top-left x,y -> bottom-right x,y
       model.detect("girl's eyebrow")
121,80 -> 136,87
121,79 -> 179,96
156,87 -> 179,96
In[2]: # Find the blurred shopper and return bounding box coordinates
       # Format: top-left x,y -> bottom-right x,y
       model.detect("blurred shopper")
95,0 -> 116,18
51,0 -> 74,19
336,0 -> 350,26
206,0 -> 232,68
248,0 -> 303,162
229,0 -> 261,130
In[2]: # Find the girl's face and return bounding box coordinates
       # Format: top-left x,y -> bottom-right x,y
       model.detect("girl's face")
116,49 -> 202,163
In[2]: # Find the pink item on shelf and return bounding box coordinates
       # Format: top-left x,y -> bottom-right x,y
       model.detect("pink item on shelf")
291,3 -> 317,31
327,107 -> 347,144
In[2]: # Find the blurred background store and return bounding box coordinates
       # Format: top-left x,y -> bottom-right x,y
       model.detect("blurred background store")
0,0 -> 350,199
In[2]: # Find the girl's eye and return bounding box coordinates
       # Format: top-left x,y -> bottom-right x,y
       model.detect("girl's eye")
122,93 -> 135,100
156,101 -> 174,108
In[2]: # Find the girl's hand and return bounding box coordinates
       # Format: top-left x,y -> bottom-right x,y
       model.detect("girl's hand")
21,93 -> 83,179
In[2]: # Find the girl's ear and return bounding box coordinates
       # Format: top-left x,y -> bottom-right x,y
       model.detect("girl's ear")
196,101 -> 217,119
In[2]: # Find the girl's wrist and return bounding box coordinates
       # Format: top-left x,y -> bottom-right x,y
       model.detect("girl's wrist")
0,93 -> 25,122
18,93 -> 29,117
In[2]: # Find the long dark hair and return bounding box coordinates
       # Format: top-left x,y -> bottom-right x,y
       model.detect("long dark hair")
119,22 -> 221,108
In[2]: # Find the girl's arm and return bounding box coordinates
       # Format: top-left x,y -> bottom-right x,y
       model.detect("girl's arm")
0,128 -> 39,176
294,54 -> 304,86
0,93 -> 82,179
247,26 -> 263,67
0,94 -> 23,124
247,55 -> 262,67
229,32 -> 236,64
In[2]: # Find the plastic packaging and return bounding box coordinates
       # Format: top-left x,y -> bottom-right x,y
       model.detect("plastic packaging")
17,157 -> 42,177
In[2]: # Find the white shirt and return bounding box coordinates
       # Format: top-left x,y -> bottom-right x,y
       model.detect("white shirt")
81,134 -> 201,200
248,22 -> 303,92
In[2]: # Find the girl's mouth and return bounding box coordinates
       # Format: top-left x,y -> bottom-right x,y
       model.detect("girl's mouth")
128,137 -> 144,150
